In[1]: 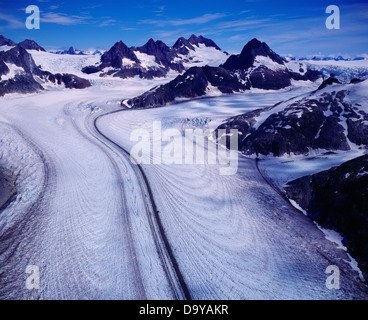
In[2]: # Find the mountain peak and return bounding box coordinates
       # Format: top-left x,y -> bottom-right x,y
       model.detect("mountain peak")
222,38 -> 284,70
0,34 -> 16,47
101,40 -> 139,68
18,39 -> 46,52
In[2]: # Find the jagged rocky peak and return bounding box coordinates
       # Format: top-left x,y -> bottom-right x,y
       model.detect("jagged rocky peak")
0,45 -> 42,75
173,34 -> 223,55
188,34 -> 222,50
18,39 -> 46,52
136,38 -> 171,58
222,38 -> 285,70
67,46 -> 76,54
135,38 -> 184,72
100,40 -> 139,68
0,35 -> 16,47
173,36 -> 195,55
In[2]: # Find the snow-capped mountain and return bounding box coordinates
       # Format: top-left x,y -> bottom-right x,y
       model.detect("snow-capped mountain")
216,78 -> 368,157
82,34 -> 228,79
172,34 -> 229,68
0,38 -> 91,96
221,38 -> 321,90
124,38 -> 323,108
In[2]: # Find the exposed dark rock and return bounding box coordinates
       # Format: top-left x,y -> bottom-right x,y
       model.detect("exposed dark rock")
317,77 -> 341,90
42,72 -> 91,89
0,73 -> 44,96
18,39 -> 46,52
350,78 -> 364,84
187,34 -> 222,51
100,41 -> 139,69
216,88 -> 367,157
0,44 -> 91,96
0,45 -> 42,76
220,38 -> 321,90
0,60 -> 9,77
284,155 -> 368,279
347,119 -> 368,145
124,65 -> 249,108
248,66 -> 291,90
222,38 -> 285,71
172,37 -> 195,55
82,39 -> 180,79
0,35 -> 16,47
135,38 -> 184,72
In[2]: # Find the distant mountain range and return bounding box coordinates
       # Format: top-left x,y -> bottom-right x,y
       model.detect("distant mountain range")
285,55 -> 367,62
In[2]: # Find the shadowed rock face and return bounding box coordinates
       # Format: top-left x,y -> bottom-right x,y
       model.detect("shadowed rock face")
172,37 -> 195,55
187,34 -> 222,51
122,39 -> 322,108
284,155 -> 368,279
124,65 -> 249,108
83,35 -> 228,79
216,85 -> 368,157
222,38 -> 285,71
0,44 -> 91,96
0,35 -> 16,47
317,77 -> 341,90
135,39 -> 184,73
18,39 -> 46,52
100,41 -> 139,69
220,38 -> 321,90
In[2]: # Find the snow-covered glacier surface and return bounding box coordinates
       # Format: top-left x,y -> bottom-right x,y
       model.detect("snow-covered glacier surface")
0,78 -> 367,299
305,60 -> 368,82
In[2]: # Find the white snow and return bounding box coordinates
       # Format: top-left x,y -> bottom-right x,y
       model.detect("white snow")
254,55 -> 286,71
0,62 -> 25,81
28,50 -> 101,78
122,57 -> 136,67
182,43 -> 229,68
0,58 -> 366,299
0,45 -> 14,52
133,51 -> 161,69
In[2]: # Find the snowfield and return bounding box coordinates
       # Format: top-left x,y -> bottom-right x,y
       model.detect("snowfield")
0,68 -> 367,299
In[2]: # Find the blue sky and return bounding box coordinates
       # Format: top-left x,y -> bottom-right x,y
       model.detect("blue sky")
0,0 -> 367,57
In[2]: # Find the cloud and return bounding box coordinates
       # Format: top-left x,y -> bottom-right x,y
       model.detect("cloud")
98,19 -> 117,27
216,18 -> 271,30
121,26 -> 137,31
140,13 -> 226,26
0,13 -> 24,29
41,12 -> 91,25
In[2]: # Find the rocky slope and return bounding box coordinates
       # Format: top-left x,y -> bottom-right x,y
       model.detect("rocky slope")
0,41 -> 91,96
123,38 -> 322,108
82,34 -> 228,79
123,65 -> 249,108
222,38 -> 320,90
18,39 -> 46,52
216,80 -> 368,156
284,155 -> 368,279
